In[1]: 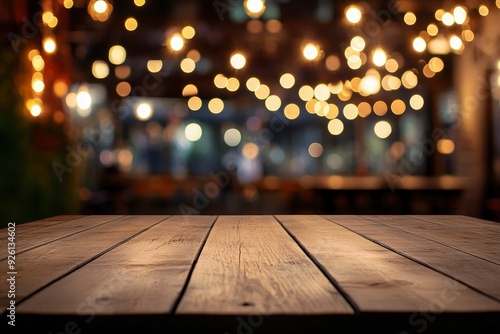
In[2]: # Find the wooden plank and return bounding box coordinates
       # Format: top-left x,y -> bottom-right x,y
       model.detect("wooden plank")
0,215 -> 168,310
18,216 -> 216,315
362,215 -> 500,265
322,215 -> 500,301
43,215 -> 86,221
177,215 -> 353,315
0,215 -> 123,260
413,215 -> 500,236
0,216 -> 85,238
278,215 -> 500,312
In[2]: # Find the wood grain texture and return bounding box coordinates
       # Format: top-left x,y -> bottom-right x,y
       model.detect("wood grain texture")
322,215 -> 500,301
177,215 -> 354,315
0,216 -> 85,239
412,215 -> 500,236
0,215 -> 123,260
19,216 -> 216,315
43,215 -> 86,221
0,215 -> 167,310
362,215 -> 500,265
278,215 -> 500,312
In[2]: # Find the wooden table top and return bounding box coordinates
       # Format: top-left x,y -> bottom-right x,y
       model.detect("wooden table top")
1,215 -> 499,333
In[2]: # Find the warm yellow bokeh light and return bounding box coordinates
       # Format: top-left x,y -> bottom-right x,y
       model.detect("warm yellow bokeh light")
214,74 -> 228,89
298,85 -> 314,101
43,37 -> 56,54
280,73 -> 295,89
328,119 -> 344,135
372,48 -> 387,66
479,5 -> 489,16
182,26 -> 196,39
135,102 -> 153,120
350,36 -> 365,51
32,55 -> 45,71
391,99 -> 406,115
246,77 -> 260,91
427,24 -> 439,36
385,59 -> 398,73
284,103 -> 300,120
404,12 -> 417,25
374,121 -> 392,139
449,35 -> 463,50
93,0 -> 108,14
147,60 -> 163,73
429,57 -> 444,72
30,104 -> 42,117
265,95 -> 281,111
358,102 -> 371,117
345,6 -> 362,23
343,103 -> 358,120
53,80 -> 69,98
226,77 -> 240,92
314,84 -> 331,101
125,17 -> 138,31
303,43 -> 320,61
413,37 -> 426,52
442,12 -> 454,26
437,139 -> 455,154
255,84 -> 270,100
182,84 -> 198,96
169,34 -> 184,51
373,101 -> 388,116
92,60 -> 109,79
230,53 -> 246,70
180,58 -> 196,73
453,6 -> 467,24
109,45 -> 126,65
244,0 -> 266,18
208,98 -> 224,114
410,94 -> 425,110
134,0 -> 146,7
402,70 -> 418,89
64,0 -> 74,9
347,54 -> 362,69
188,96 -> 202,111
242,142 -> 260,159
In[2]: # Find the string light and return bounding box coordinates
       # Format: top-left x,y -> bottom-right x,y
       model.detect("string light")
169,34 -> 184,51
230,53 -> 246,70
345,5 -> 362,23
43,37 -> 56,54
303,43 -> 320,61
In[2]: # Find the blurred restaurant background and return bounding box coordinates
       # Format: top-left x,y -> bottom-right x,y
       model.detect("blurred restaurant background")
1,0 -> 500,226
